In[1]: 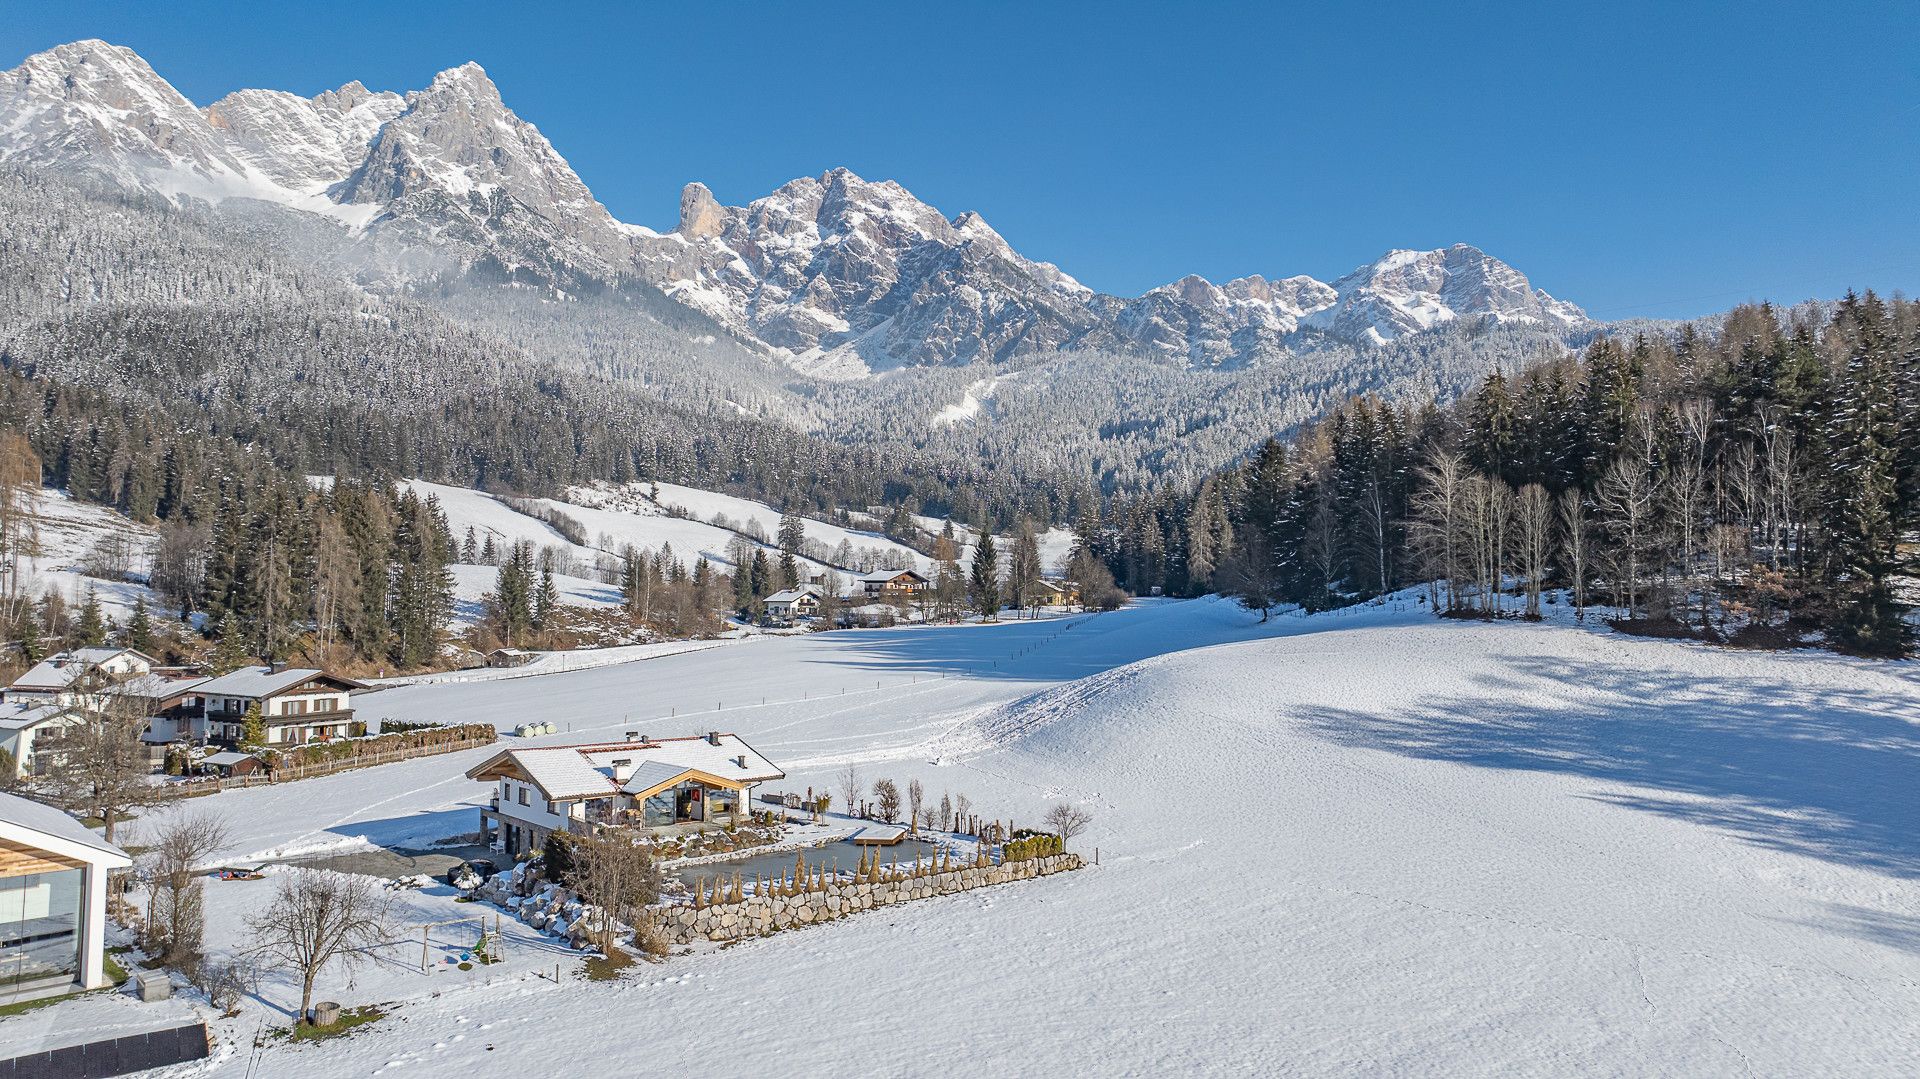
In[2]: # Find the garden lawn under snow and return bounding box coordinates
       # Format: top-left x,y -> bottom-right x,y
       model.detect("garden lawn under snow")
38,597 -> 1920,1076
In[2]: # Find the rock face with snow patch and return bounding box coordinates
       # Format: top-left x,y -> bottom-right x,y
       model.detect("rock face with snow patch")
205,82 -> 404,192
334,62 -> 635,284
632,169 -> 1098,377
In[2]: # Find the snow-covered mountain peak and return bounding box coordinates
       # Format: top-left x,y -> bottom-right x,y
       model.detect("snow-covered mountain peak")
1307,243 -> 1587,344
205,84 -> 403,192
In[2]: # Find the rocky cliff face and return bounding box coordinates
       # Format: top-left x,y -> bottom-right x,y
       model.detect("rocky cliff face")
0,38 -> 1590,375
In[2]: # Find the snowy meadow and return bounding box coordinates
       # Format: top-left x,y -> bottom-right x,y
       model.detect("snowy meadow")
8,598 -> 1913,1075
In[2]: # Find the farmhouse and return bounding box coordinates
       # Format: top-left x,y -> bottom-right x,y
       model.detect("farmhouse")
466,733 -> 784,858
1036,578 -> 1080,607
0,792 -> 131,1005
764,584 -> 823,621
0,702 -> 74,780
857,568 -> 929,601
193,665 -> 365,746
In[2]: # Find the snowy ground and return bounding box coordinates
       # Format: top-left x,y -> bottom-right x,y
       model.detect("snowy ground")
21,596 -> 1918,1075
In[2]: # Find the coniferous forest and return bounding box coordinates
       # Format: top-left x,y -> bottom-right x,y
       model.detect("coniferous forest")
1087,295 -> 1917,656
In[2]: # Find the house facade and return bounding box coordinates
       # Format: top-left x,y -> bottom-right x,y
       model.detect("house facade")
3,647 -> 159,706
0,792 -> 131,1004
764,585 -> 823,621
857,569 -> 930,601
466,733 -> 784,859
192,666 -> 364,746
0,703 -> 74,780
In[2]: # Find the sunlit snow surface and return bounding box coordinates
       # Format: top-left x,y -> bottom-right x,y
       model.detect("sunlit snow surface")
45,595 -> 1918,1076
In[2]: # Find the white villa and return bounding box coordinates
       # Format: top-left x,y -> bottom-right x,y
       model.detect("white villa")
0,792 -> 131,1004
467,733 -> 785,859
764,584 -> 823,621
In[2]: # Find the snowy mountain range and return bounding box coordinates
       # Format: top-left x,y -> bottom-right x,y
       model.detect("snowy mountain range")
0,39 -> 1590,376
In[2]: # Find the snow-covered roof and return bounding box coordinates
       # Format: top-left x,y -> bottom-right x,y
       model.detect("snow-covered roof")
858,569 -> 926,583
468,733 -> 785,800
105,673 -> 208,701
0,700 -> 69,731
195,665 -> 363,698
765,587 -> 820,604
0,791 -> 128,862
71,646 -> 154,667
201,751 -> 258,767
9,658 -> 83,691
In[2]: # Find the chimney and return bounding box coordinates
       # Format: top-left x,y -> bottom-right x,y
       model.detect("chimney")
624,730 -> 639,742
611,758 -> 633,783
268,660 -> 287,674
706,731 -> 721,746
734,754 -> 746,769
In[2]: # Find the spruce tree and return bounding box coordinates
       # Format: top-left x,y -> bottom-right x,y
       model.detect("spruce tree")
126,596 -> 155,654
969,532 -> 1000,618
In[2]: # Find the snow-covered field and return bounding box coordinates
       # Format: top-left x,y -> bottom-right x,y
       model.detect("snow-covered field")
11,486 -> 161,623
21,597 -> 1919,1075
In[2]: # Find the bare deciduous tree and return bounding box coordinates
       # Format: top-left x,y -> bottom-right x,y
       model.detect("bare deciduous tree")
872,779 -> 901,823
44,684 -> 169,843
1042,804 -> 1093,846
1515,483 -> 1552,619
245,869 -> 392,1026
573,831 -> 661,957
1558,488 -> 1590,619
137,810 -> 231,973
837,761 -> 862,817
906,779 -> 924,830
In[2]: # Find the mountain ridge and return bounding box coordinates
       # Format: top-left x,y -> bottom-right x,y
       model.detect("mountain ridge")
0,38 -> 1590,374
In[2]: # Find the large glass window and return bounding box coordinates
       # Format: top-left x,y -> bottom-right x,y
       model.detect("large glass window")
643,792 -> 674,827
0,866 -> 82,997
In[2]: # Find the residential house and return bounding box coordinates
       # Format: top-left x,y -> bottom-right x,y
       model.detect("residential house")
466,733 -> 785,859
1036,578 -> 1080,607
193,665 -> 364,746
0,702 -> 74,780
0,792 -> 131,1004
2,647 -> 158,706
764,584 -> 823,621
856,568 -> 930,602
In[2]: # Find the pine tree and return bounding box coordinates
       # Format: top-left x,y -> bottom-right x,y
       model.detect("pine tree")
75,588 -> 106,647
126,596 -> 154,654
211,610 -> 247,673
969,532 -> 1000,618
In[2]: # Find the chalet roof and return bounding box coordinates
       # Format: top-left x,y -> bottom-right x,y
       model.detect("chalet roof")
858,568 -> 928,583
0,791 -> 128,862
105,673 -> 208,702
467,733 -> 785,801
201,751 -> 258,767
765,588 -> 820,604
195,666 -> 364,699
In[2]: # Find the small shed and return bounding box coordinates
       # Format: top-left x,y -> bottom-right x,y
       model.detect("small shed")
200,751 -> 264,778
486,648 -> 538,669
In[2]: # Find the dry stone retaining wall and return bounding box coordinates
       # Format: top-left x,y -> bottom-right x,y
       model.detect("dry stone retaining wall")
655,853 -> 1084,943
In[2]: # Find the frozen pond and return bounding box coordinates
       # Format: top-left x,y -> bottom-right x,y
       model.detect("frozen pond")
672,837 -> 943,890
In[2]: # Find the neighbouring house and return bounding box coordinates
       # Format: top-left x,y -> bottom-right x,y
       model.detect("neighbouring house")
466,733 -> 785,859
1036,578 -> 1080,607
0,792 -> 131,1005
485,648 -> 538,669
104,673 -> 211,758
2,647 -> 159,706
764,584 -> 823,621
193,665 -> 365,747
0,702 -> 76,780
856,568 -> 930,601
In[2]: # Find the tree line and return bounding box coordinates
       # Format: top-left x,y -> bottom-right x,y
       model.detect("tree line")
1092,295 -> 1917,656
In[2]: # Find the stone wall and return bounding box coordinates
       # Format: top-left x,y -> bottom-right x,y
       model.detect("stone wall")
655,853 -> 1084,944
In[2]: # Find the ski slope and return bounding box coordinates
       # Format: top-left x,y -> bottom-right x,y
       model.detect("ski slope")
50,597 -> 1920,1075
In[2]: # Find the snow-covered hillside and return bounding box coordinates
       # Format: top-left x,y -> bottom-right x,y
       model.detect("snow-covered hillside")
68,597 -> 1919,1075
10,487 -> 161,623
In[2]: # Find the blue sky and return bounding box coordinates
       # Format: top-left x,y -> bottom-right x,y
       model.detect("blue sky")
7,2 -> 1916,318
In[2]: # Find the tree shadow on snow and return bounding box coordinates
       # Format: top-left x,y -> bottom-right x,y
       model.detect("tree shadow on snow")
1300,656 -> 1920,879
